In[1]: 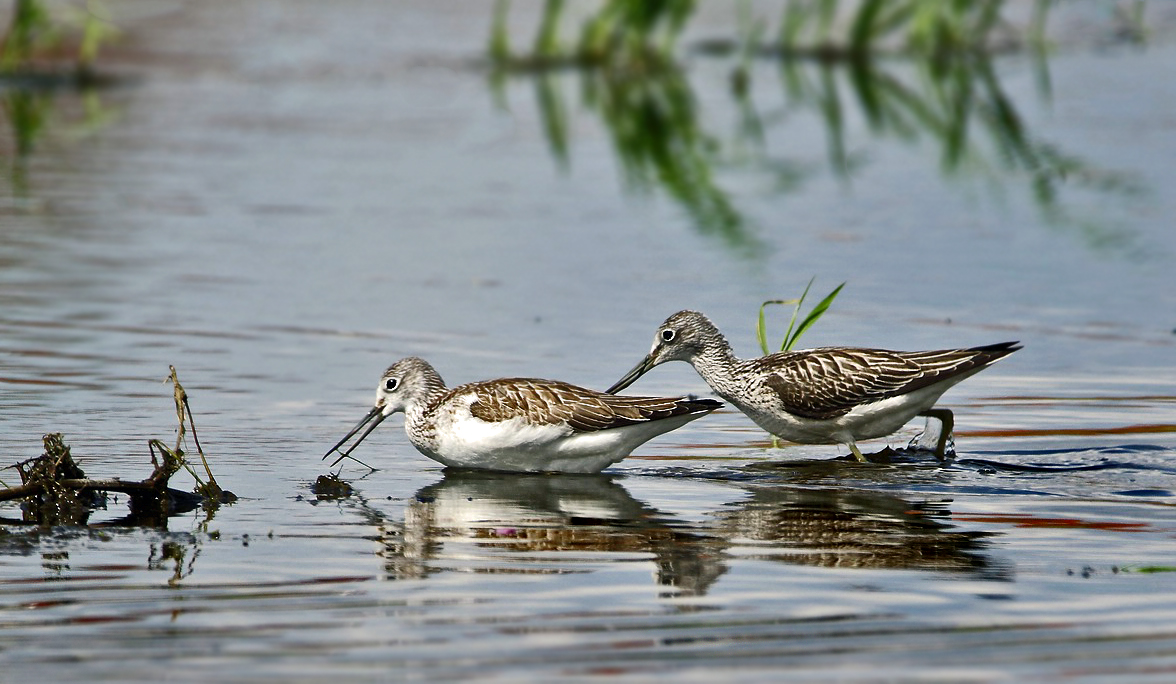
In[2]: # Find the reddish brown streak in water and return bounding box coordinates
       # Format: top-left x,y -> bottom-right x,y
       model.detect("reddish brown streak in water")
952,513 -> 1150,531
989,395 -> 1176,403
957,423 -> 1176,438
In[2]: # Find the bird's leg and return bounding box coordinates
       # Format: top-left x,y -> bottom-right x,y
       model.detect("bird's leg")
847,441 -> 868,463
917,408 -> 955,461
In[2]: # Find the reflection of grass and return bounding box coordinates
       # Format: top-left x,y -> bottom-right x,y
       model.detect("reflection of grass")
1,86 -> 118,199
1,0 -> 119,78
0,88 -> 51,194
490,0 -> 694,71
486,2 -> 1148,256
775,0 -> 1019,58
491,0 -> 758,251
583,67 -> 748,249
772,52 -> 1144,249
0,0 -> 54,73
1,87 -> 50,155
763,2 -> 1074,192
727,2 -> 1147,252
1,1 -> 120,197
522,67 -> 753,250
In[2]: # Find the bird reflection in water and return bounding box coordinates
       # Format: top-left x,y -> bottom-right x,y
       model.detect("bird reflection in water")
380,470 -> 727,596
372,468 -> 1008,593
717,486 -> 1010,580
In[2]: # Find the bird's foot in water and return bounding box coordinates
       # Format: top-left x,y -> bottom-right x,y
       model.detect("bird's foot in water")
837,446 -> 896,464
910,409 -> 956,461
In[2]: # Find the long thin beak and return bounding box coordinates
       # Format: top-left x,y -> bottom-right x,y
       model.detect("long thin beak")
323,405 -> 386,462
605,354 -> 656,395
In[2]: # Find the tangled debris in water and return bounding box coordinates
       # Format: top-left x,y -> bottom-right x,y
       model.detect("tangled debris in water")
9,433 -> 94,526
0,367 -> 235,527
312,474 -> 354,500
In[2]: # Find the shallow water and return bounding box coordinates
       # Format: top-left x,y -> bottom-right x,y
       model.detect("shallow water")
2,1 -> 1176,680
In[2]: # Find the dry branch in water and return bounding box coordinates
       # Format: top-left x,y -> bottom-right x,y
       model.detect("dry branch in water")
0,367 -> 235,526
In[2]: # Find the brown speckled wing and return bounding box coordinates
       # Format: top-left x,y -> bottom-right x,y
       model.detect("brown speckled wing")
465,378 -> 719,432
759,345 -> 1017,420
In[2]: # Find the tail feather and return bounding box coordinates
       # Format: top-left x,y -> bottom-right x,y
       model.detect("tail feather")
968,341 -> 1022,355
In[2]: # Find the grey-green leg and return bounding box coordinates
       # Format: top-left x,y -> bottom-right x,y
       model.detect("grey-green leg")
917,408 -> 955,461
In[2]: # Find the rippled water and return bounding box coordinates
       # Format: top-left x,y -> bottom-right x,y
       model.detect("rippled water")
2,1 -> 1175,680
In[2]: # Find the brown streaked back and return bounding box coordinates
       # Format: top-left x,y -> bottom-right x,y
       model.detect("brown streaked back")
461,378 -> 721,432
761,342 -> 1021,421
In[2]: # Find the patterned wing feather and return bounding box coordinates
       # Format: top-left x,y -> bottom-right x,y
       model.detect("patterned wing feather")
760,349 -> 922,420
466,379 -> 719,432
760,343 -> 1019,420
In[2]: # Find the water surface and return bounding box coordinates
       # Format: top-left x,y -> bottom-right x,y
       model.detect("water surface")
2,1 -> 1175,680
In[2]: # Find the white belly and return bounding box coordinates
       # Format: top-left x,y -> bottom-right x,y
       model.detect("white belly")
408,405 -> 701,474
743,382 -> 960,445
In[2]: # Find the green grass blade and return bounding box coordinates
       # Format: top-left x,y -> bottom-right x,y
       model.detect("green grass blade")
757,298 -> 800,355
786,281 -> 845,350
756,301 -> 770,354
781,277 -> 814,351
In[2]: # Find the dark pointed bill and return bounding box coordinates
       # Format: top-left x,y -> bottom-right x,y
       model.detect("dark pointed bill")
605,354 -> 656,395
323,405 -> 386,466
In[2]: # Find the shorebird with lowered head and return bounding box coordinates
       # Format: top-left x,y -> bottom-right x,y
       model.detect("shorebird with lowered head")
606,310 -> 1020,461
324,356 -> 722,474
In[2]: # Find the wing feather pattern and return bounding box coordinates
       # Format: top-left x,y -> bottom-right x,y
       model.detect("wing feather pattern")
760,342 -> 1020,420
465,378 -> 720,432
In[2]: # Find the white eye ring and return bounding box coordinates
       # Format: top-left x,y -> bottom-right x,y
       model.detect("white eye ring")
384,377 -> 399,392
660,329 -> 676,342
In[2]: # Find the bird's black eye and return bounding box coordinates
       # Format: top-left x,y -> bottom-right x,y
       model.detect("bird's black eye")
384,377 -> 399,392
661,329 -> 676,342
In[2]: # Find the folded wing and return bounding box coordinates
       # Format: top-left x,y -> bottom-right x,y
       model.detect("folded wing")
467,378 -> 720,432
760,343 -> 1020,420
